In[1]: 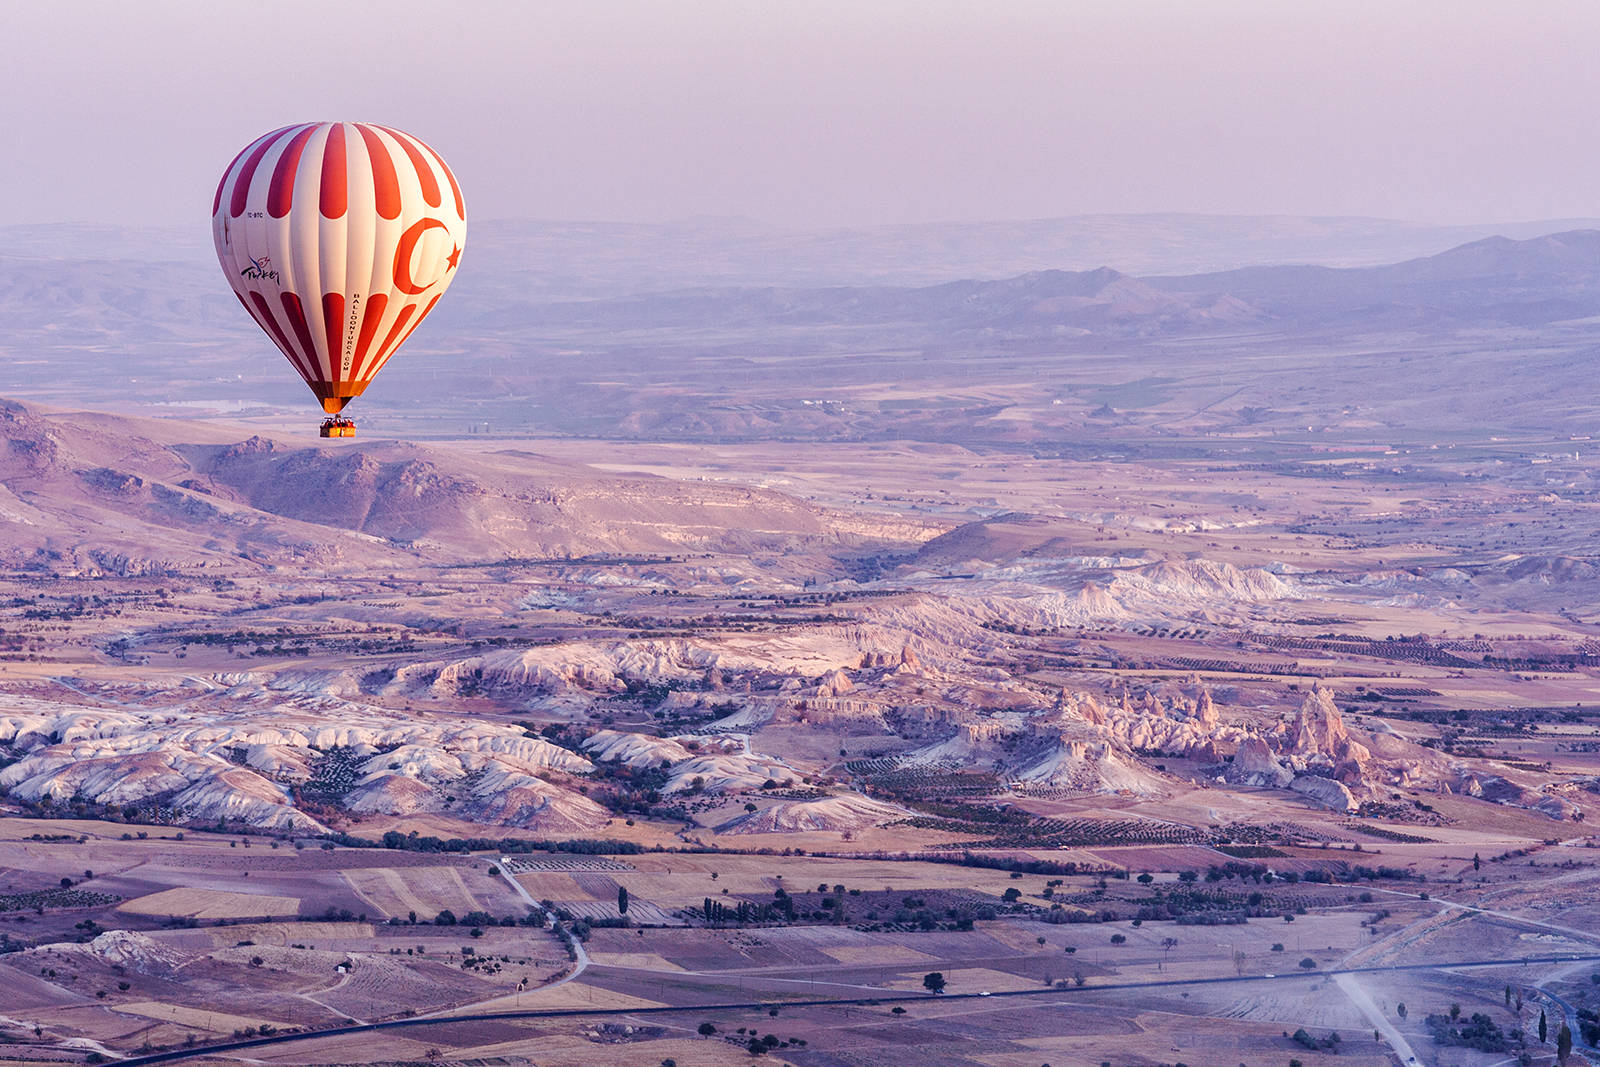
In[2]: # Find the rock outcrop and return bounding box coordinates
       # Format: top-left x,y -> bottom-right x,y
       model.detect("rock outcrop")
716,795 -> 909,835
1225,737 -> 1294,789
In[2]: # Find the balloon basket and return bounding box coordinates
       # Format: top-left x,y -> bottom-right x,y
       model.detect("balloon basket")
319,418 -> 356,438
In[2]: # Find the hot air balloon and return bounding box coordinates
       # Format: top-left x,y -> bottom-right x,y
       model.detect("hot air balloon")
212,122 -> 466,436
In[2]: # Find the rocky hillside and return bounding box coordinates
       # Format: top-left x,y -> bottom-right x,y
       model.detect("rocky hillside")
0,399 -> 932,574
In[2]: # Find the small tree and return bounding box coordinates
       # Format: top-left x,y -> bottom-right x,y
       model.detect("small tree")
618,886 -> 630,916
922,971 -> 946,995
698,1022 -> 716,1036
1397,1002 -> 1407,1020
1540,1009 -> 1548,1043
1558,1021 -> 1573,1065
1110,933 -> 1127,945
1298,957 -> 1316,970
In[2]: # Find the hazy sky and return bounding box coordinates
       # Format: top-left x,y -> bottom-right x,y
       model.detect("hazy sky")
10,0 -> 1600,229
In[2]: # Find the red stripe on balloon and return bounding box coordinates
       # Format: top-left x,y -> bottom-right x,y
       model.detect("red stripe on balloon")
279,292 -> 325,383
229,125 -> 300,219
319,124 -> 348,219
349,293 -> 390,381
247,290 -> 315,383
417,138 -> 465,220
372,302 -> 418,366
267,125 -> 319,219
377,126 -> 441,208
322,292 -> 346,379
214,135 -> 263,216
386,293 -> 441,361
354,124 -> 402,220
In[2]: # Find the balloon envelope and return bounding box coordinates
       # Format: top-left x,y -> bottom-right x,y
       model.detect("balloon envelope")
212,122 -> 466,413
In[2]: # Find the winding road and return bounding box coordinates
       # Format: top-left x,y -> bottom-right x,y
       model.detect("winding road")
492,855 -> 590,988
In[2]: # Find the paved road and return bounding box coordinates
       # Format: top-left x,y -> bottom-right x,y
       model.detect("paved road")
1538,984 -> 1594,1066
1333,971 -> 1422,1065
106,952 -> 1600,1065
491,856 -> 590,989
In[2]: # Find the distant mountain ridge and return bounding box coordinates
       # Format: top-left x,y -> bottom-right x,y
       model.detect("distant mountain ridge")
4,217 -> 1600,435
512,228 -> 1600,336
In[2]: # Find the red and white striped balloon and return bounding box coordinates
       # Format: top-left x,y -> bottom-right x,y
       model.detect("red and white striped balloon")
212,122 -> 466,414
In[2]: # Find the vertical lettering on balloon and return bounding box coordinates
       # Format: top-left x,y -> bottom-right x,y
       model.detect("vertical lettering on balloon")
342,293 -> 362,376
350,293 -> 389,382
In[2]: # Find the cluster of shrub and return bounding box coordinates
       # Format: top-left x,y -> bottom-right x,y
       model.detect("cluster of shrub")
1291,1028 -> 1340,1051
1425,1007 -> 1508,1053
347,831 -> 650,855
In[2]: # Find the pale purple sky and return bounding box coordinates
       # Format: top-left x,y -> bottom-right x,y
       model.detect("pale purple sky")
10,0 -> 1600,229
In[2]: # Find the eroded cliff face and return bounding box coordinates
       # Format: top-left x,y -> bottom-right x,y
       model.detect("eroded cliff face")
5,643 -> 1576,834
0,690 -> 604,834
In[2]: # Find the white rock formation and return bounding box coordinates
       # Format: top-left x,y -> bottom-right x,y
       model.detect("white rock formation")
716,795 -> 909,835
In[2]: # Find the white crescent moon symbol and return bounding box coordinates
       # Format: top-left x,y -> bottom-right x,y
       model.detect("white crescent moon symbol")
393,217 -> 450,295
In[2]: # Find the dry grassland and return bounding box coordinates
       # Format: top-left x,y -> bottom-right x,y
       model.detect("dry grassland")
118,887 -> 299,919
584,951 -> 686,970
198,920 -> 375,945
473,981 -> 665,1012
113,1001 -> 293,1035
340,865 -> 486,919
817,943 -> 939,965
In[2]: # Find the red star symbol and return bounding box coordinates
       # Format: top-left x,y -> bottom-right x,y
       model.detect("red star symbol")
446,244 -> 461,271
